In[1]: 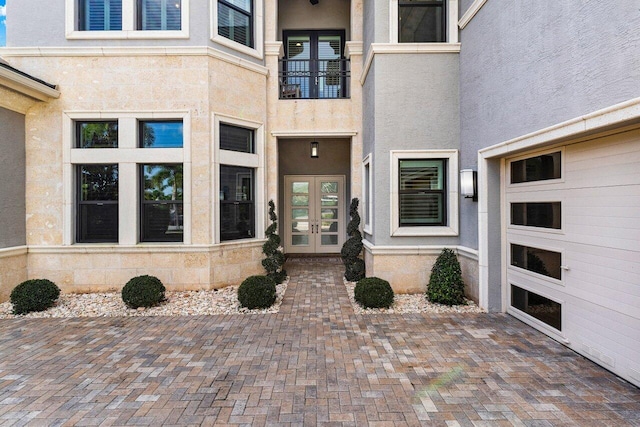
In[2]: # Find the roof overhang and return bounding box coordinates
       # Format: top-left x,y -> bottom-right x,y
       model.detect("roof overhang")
0,63 -> 60,102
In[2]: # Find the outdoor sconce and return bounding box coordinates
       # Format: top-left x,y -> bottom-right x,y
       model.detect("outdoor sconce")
460,169 -> 477,201
310,141 -> 319,158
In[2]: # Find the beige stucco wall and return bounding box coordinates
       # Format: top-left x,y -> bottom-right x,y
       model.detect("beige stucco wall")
364,245 -> 480,300
0,248 -> 28,302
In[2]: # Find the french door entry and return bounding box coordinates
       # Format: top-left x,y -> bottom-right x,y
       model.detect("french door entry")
284,175 -> 345,254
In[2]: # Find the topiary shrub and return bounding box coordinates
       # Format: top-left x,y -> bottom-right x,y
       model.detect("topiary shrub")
354,277 -> 394,309
427,248 -> 465,305
122,275 -> 166,309
238,275 -> 277,309
10,279 -> 61,315
262,200 -> 287,284
341,198 -> 365,282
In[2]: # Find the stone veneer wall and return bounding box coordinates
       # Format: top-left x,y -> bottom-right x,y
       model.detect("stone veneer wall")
0,248 -> 28,303
364,245 -> 479,301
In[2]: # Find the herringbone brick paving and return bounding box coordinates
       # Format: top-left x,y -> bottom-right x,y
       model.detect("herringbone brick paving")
0,257 -> 638,426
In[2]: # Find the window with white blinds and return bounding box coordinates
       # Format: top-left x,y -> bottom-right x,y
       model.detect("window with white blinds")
218,0 -> 252,47
80,0 -> 122,31
398,159 -> 446,226
138,0 -> 182,30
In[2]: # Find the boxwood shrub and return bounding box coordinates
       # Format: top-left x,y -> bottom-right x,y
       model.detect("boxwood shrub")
10,279 -> 61,315
238,275 -> 276,309
354,277 -> 394,309
427,248 -> 465,305
122,275 -> 166,309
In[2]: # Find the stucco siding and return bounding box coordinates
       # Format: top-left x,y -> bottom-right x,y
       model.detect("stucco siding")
0,107 -> 26,249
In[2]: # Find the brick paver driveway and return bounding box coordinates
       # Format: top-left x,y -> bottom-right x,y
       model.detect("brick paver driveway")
0,258 -> 638,426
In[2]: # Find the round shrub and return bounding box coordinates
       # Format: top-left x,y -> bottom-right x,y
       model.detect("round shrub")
354,277 -> 394,309
10,279 -> 61,315
427,248 -> 465,305
122,275 -> 166,309
238,275 -> 276,309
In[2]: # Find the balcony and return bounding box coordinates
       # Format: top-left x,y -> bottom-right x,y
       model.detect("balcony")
278,58 -> 350,99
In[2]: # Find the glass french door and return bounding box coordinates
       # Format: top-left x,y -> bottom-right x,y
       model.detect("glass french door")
283,30 -> 345,99
284,175 -> 345,254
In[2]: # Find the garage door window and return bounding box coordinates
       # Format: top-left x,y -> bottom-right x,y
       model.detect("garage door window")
511,244 -> 561,280
511,202 -> 561,229
511,285 -> 561,331
511,151 -> 561,184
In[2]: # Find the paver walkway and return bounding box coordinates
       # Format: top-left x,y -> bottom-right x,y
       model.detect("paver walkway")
0,257 -> 638,426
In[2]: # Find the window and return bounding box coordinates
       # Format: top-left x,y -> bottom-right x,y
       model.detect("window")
219,124 -> 254,153
511,285 -> 562,331
217,0 -> 252,47
399,159 -> 446,226
390,150 -> 458,236
141,164 -> 184,242
67,0 -> 188,38
137,0 -> 182,30
77,164 -> 119,242
77,121 -> 118,148
220,165 -> 254,241
79,0 -> 122,31
510,151 -> 561,184
139,120 -> 184,148
363,154 -> 372,234
511,202 -> 561,229
510,244 -> 561,280
65,112 -> 189,246
399,0 -> 445,43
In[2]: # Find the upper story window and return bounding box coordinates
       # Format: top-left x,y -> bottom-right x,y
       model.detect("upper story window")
399,0 -> 445,43
217,0 -> 252,47
138,0 -> 182,31
390,0 -> 457,44
67,0 -> 189,39
79,0 -> 123,31
211,0 -> 263,59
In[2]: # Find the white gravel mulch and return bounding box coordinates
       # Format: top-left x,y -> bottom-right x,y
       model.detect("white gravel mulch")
344,279 -> 485,314
0,278 -> 288,319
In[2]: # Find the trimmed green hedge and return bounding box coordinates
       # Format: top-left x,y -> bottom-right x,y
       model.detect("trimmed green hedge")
238,275 -> 277,309
122,275 -> 166,309
427,248 -> 465,305
11,279 -> 61,315
354,277 -> 394,309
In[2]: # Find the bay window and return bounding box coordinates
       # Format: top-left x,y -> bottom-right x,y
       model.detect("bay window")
217,0 -> 253,47
141,164 -> 184,242
77,164 -> 119,242
138,0 -> 182,31
219,165 -> 254,241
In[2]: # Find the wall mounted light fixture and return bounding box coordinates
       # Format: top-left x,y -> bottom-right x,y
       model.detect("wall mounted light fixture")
310,141 -> 319,158
460,169 -> 477,201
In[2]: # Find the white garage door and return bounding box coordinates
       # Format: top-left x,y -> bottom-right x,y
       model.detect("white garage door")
505,127 -> 640,388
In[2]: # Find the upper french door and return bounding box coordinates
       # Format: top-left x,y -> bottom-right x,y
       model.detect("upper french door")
283,30 -> 346,99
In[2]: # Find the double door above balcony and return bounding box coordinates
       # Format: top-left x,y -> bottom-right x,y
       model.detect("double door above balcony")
281,30 -> 348,99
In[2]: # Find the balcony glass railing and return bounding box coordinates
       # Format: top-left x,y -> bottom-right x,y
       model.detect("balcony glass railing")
278,58 -> 350,99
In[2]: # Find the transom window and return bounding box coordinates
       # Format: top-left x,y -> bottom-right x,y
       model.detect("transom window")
219,124 -> 254,153
399,159 -> 446,226
77,121 -> 118,148
139,120 -> 184,148
217,0 -> 253,47
399,0 -> 446,43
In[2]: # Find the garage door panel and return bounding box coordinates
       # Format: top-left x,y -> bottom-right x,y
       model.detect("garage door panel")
505,127 -> 640,388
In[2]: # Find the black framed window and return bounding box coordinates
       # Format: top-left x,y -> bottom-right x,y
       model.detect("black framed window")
399,159 -> 446,226
218,0 -> 253,47
511,285 -> 562,331
511,152 -> 561,184
141,164 -> 183,242
220,124 -> 254,153
77,164 -> 119,243
139,120 -> 183,148
399,0 -> 446,43
79,0 -> 123,31
220,165 -> 255,241
511,244 -> 561,280
137,0 -> 182,30
77,121 -> 118,148
511,202 -> 561,229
